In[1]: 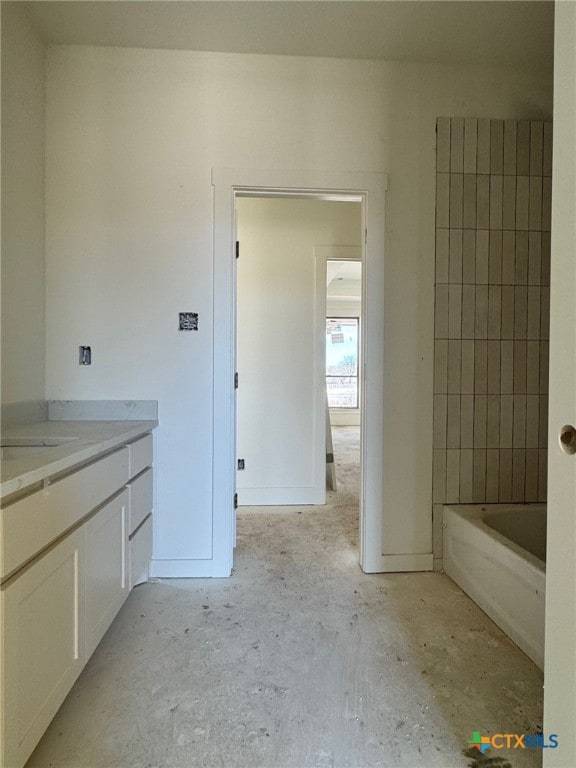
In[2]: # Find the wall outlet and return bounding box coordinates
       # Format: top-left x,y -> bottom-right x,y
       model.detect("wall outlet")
237,459 -> 245,470
179,312 -> 198,331
79,346 -> 92,365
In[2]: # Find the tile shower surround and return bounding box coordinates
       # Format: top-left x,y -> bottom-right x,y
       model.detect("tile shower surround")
433,118 -> 551,561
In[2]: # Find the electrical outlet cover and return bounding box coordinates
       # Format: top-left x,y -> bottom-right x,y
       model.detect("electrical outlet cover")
179,312 -> 198,331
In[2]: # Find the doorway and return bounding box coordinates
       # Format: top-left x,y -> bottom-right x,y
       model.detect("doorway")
212,169 -> 389,577
235,197 -> 362,509
324,257 -> 362,505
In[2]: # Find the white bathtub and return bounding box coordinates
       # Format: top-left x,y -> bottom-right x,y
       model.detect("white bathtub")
443,503 -> 546,669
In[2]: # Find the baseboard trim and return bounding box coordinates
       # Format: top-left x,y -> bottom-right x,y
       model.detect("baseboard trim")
375,553 -> 434,573
238,487 -> 324,506
149,558 -> 231,578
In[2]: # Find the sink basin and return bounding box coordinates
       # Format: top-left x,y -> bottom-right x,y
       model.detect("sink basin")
0,437 -> 78,461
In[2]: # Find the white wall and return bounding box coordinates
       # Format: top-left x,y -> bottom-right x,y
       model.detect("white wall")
44,45 -> 552,573
1,4 -> 46,406
327,299 -> 361,318
236,197 -> 360,504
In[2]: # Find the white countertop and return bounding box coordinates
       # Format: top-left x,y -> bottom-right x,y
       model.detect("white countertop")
1,419 -> 158,499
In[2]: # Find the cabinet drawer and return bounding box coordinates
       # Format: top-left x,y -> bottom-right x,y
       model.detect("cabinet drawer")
127,468 -> 153,535
129,514 -> 152,589
128,434 -> 153,479
1,447 -> 129,580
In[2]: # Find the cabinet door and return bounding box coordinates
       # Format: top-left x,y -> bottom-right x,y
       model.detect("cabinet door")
1,529 -> 85,768
85,489 -> 129,660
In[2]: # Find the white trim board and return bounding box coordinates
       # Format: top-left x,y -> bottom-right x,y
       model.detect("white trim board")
239,487 -> 325,506
150,559 -> 222,579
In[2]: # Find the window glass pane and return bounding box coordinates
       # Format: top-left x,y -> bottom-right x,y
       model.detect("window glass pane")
326,318 -> 359,408
326,376 -> 358,408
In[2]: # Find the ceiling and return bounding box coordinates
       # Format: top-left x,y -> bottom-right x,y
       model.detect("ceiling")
24,1 -> 554,70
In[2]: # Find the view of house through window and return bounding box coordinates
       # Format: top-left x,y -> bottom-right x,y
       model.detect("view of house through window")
326,317 -> 359,408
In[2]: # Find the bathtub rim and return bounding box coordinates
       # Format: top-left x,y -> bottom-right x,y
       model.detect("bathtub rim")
442,502 -> 546,668
442,502 -> 547,574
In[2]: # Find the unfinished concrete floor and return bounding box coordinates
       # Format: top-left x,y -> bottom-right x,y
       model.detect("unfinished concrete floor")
27,427 -> 544,768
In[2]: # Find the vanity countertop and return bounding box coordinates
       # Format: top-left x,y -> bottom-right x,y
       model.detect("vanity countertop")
1,419 -> 158,500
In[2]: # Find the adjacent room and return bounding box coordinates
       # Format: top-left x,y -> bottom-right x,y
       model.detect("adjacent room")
1,2 -> 575,767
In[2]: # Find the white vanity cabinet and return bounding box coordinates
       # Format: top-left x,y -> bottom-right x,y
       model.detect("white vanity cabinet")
0,431 -> 154,768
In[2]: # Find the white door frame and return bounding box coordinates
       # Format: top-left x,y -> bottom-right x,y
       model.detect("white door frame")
212,168 -> 388,576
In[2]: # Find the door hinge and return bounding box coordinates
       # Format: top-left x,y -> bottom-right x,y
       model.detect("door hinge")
236,241 -> 240,259
234,372 -> 239,389
234,493 -> 238,510
365,227 -> 368,245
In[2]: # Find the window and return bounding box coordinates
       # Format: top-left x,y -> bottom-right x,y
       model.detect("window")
326,317 -> 359,408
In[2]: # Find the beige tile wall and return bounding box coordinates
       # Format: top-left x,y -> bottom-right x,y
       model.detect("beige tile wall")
433,118 -> 551,561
